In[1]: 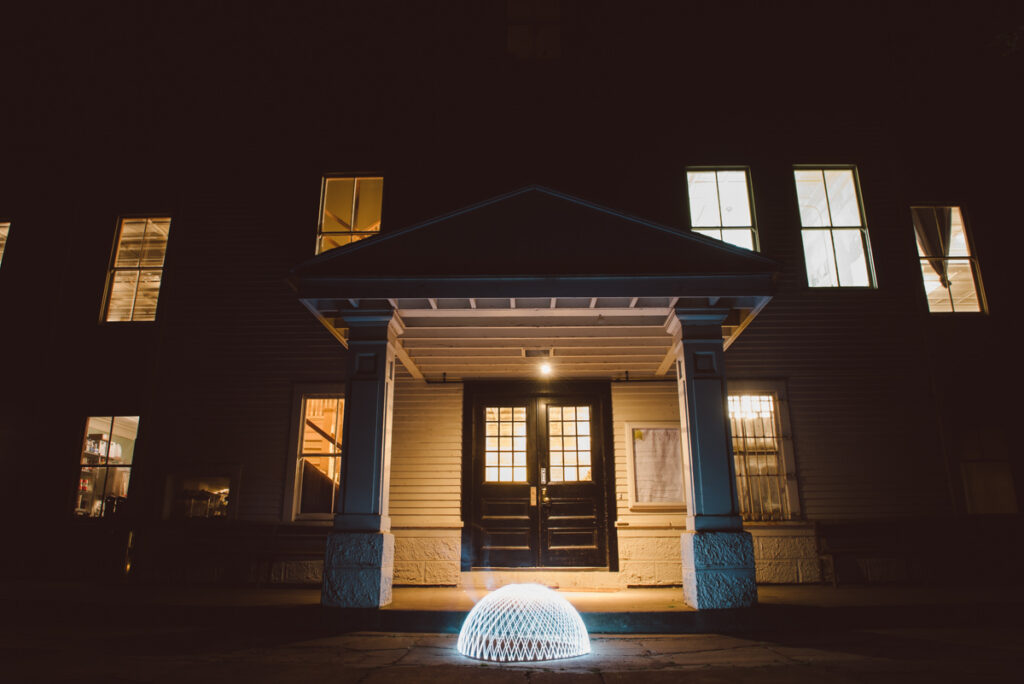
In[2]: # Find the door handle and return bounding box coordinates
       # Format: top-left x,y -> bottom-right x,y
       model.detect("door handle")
540,486 -> 550,505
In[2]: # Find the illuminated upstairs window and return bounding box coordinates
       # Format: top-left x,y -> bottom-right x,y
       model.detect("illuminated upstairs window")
912,206 -> 985,313
105,217 -> 170,322
317,176 -> 383,253
794,167 -> 874,287
686,169 -> 758,250
0,222 -> 10,267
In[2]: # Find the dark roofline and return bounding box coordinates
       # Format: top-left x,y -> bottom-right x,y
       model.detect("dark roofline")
292,184 -> 778,273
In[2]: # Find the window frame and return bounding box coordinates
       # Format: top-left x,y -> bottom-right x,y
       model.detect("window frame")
75,415 -> 141,519
315,174 -> 384,255
685,166 -> 760,251
726,379 -> 802,522
793,165 -> 877,289
101,215 -> 172,323
284,383 -> 347,522
910,204 -> 988,314
624,420 -> 686,512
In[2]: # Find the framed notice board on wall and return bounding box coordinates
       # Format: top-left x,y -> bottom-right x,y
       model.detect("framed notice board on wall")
626,422 -> 685,510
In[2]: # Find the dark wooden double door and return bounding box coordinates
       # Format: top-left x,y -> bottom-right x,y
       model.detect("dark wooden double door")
465,383 -> 611,568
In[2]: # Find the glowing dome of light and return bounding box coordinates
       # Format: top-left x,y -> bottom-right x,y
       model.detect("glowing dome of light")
456,583 -> 591,662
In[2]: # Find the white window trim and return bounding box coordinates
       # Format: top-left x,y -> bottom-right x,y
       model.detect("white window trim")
624,420 -> 686,512
727,379 -> 802,521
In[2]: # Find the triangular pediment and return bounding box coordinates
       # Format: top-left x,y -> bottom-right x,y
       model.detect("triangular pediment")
291,186 -> 777,282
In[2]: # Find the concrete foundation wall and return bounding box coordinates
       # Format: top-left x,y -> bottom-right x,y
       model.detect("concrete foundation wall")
393,531 -> 462,586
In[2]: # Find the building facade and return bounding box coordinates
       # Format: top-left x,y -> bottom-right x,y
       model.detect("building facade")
1,2 -> 1021,608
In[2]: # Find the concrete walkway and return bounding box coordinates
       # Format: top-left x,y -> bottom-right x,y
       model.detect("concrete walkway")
2,582 -> 1022,682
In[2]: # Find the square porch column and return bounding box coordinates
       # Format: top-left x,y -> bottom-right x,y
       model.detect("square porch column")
322,310 -> 400,607
674,309 -> 757,609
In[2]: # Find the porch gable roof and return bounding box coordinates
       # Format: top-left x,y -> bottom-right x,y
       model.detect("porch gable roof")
289,186 -> 778,298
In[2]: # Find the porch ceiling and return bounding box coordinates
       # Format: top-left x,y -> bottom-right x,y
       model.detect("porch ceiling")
310,294 -> 767,383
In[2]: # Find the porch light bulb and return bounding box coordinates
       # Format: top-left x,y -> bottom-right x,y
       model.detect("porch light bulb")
457,583 -> 591,662
540,362 -> 552,376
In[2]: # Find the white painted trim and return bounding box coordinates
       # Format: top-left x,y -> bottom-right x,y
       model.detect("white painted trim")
393,340 -> 425,382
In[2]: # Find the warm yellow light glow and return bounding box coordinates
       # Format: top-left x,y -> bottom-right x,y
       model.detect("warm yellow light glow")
540,362 -> 552,376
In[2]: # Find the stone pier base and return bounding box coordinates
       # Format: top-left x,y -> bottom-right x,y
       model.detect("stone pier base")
680,530 -> 757,609
322,531 -> 394,607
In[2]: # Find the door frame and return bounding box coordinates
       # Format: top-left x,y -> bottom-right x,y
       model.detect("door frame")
460,380 -> 618,571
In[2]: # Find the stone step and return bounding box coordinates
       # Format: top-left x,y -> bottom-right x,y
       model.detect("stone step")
460,569 -> 626,590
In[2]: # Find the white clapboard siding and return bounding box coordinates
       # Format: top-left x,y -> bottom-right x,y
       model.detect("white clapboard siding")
611,382 -> 686,528
389,381 -> 464,528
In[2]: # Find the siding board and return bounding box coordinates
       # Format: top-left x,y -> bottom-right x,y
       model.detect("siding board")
388,382 -> 464,528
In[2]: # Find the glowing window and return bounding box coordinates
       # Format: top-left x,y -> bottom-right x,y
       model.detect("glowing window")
794,168 -> 873,287
912,206 -> 985,313
484,406 -> 527,482
77,416 -> 138,518
0,222 -> 10,267
298,396 -> 345,514
317,176 -> 383,253
728,393 -> 792,521
686,169 -> 757,250
547,405 -> 591,482
105,217 -> 170,321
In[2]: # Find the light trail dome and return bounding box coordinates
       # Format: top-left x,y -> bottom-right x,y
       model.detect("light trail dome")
456,583 -> 591,662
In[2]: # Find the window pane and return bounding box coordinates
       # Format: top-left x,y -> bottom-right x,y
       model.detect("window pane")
353,177 -> 383,232
948,259 -> 981,312
323,178 -> 355,231
920,261 -> 953,312
83,417 -> 113,464
131,269 -> 163,321
140,219 -> 170,267
300,456 -> 340,514
106,270 -> 139,321
693,228 -> 722,241
302,397 -> 344,455
824,169 -> 861,226
114,219 -> 146,267
801,229 -> 839,287
110,417 -> 139,465
77,466 -> 109,517
832,229 -> 870,286
794,170 -> 829,227
103,466 -> 131,516
686,171 -> 722,227
721,229 -> 755,250
947,207 -> 970,257
716,171 -> 751,227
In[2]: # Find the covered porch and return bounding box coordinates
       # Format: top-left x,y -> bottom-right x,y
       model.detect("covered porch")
289,186 -> 778,610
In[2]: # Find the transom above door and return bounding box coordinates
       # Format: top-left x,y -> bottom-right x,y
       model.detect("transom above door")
463,382 -> 614,569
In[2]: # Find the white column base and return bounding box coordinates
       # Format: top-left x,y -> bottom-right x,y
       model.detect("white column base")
680,530 -> 757,610
322,531 -> 394,607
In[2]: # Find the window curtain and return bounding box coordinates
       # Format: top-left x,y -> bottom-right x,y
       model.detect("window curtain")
911,207 -> 953,287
